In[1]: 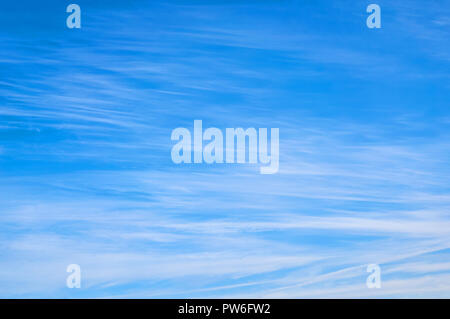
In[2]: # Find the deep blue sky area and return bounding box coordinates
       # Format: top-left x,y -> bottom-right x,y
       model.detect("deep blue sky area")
0,0 -> 449,298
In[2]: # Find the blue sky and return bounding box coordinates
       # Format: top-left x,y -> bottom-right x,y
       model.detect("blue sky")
0,0 -> 450,298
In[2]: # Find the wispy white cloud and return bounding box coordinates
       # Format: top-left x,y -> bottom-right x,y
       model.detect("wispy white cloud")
0,0 -> 449,298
